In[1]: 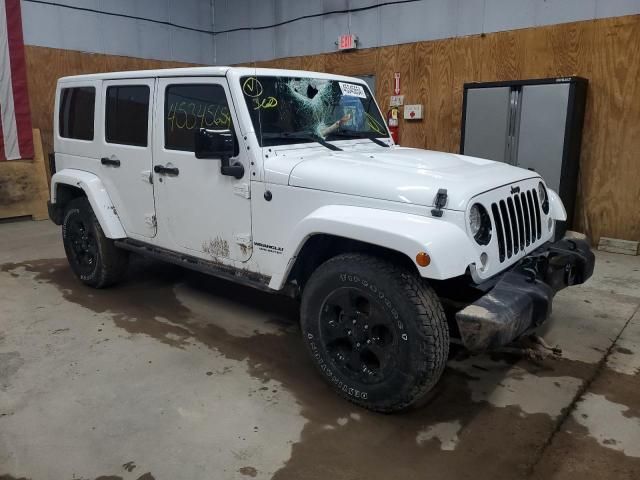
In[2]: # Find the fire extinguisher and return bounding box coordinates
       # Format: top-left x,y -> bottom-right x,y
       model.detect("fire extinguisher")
387,107 -> 399,144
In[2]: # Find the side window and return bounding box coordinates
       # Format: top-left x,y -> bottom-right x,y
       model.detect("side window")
164,84 -> 232,152
105,85 -> 150,147
59,87 -> 95,140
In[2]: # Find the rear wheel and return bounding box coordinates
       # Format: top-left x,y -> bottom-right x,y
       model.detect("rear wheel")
300,253 -> 449,412
62,197 -> 128,288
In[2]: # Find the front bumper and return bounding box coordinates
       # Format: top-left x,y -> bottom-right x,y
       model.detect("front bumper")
455,236 -> 595,352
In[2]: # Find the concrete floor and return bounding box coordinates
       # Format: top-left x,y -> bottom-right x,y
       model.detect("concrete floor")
1,219 -> 639,480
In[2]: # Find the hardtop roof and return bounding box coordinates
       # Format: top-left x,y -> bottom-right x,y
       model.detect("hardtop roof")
57,66 -> 366,84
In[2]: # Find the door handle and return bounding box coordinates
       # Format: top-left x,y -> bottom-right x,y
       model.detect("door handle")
101,157 -> 120,167
154,165 -> 179,176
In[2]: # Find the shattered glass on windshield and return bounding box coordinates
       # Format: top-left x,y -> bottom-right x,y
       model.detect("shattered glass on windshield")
240,76 -> 388,147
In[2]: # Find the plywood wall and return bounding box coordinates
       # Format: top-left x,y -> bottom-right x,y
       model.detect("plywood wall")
22,15 -> 639,242
244,15 -> 640,243
0,129 -> 49,220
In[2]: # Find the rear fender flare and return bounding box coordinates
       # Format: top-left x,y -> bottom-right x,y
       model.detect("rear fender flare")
51,169 -> 126,239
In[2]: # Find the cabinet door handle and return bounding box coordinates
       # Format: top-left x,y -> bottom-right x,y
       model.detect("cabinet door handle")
101,157 -> 121,167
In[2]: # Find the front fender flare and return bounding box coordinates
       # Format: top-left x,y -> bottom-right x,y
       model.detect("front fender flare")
268,205 -> 476,290
51,169 -> 126,239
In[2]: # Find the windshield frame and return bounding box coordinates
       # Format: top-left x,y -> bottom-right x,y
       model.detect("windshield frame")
236,74 -> 390,148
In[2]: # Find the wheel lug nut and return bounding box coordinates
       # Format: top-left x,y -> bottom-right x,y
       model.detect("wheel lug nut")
366,339 -> 371,344
356,342 -> 361,348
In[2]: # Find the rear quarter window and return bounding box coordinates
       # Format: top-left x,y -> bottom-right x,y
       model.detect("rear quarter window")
105,85 -> 150,147
59,86 -> 96,140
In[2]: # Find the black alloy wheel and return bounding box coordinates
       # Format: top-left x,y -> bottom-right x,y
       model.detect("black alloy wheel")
319,287 -> 399,385
66,216 -> 99,278
62,197 -> 128,288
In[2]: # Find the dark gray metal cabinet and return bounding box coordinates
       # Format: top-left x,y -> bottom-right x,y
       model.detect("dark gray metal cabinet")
460,77 -> 588,233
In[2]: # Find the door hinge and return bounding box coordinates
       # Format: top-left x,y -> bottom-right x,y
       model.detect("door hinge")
145,214 -> 157,228
233,233 -> 252,247
233,183 -> 251,199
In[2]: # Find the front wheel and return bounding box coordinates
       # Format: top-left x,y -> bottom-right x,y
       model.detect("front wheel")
62,197 -> 128,288
300,253 -> 449,412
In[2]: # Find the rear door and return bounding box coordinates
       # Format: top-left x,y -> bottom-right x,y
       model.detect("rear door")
100,79 -> 156,238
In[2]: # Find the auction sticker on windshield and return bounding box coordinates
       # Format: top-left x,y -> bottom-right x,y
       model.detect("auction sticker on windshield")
339,82 -> 367,98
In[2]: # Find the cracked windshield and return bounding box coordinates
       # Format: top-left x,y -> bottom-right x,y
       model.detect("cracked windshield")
240,76 -> 388,147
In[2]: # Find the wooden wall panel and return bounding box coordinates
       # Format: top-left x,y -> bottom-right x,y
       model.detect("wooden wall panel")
0,130 -> 49,220
323,47 -> 380,77
20,15 -> 640,241
577,16 -> 640,243
430,39 -> 456,153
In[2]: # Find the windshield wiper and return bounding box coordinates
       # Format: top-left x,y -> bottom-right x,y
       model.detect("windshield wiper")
331,130 -> 390,148
262,131 -> 342,151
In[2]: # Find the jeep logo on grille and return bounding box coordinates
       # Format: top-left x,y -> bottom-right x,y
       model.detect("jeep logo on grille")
510,185 -> 521,195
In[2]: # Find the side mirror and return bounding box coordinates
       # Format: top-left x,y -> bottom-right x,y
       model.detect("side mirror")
194,128 -> 244,179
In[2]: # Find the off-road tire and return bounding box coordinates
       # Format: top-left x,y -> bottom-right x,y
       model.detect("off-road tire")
62,197 -> 128,288
300,253 -> 449,412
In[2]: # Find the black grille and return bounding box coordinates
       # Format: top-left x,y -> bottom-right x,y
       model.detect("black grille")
491,188 -> 542,263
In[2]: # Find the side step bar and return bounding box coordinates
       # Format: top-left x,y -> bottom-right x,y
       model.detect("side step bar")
114,239 -> 291,296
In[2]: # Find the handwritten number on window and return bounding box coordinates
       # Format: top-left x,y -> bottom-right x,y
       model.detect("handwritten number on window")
167,102 -> 231,131
254,96 -> 278,110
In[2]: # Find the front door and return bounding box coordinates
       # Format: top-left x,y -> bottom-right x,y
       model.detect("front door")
100,79 -> 156,238
152,77 -> 252,263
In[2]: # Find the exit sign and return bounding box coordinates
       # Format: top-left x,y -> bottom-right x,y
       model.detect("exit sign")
337,34 -> 357,51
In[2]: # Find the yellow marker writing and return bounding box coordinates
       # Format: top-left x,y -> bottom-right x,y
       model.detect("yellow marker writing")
254,96 -> 278,110
242,77 -> 263,98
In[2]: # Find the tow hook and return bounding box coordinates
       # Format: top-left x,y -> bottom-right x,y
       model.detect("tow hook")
565,263 -> 576,286
520,256 -> 541,283
523,267 -> 537,283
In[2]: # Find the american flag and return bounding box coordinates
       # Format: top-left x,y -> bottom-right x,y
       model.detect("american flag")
0,0 -> 33,160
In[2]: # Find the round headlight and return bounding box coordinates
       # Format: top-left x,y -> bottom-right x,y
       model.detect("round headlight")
538,182 -> 550,214
469,203 -> 492,245
469,204 -> 482,237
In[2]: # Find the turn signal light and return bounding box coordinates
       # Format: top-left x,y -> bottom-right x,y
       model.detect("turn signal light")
416,252 -> 431,267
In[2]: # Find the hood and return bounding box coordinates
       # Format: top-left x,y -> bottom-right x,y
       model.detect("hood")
285,146 -> 540,210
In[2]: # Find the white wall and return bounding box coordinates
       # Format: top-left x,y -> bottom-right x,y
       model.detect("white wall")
21,0 -> 215,64
19,0 -> 640,65
212,0 -> 640,65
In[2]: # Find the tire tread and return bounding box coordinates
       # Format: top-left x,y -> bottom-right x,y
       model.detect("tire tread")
63,197 -> 128,288
302,252 -> 449,412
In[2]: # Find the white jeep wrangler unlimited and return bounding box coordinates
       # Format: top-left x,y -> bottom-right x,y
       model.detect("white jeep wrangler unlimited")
48,67 -> 594,412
